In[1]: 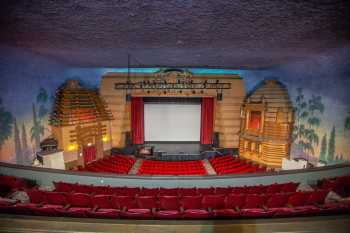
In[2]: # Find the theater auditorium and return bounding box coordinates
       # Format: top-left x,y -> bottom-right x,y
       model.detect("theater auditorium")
0,1 -> 350,233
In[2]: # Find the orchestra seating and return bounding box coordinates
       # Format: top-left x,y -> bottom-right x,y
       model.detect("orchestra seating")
209,155 -> 267,175
137,160 -> 207,175
78,155 -> 136,174
1,176 -> 350,219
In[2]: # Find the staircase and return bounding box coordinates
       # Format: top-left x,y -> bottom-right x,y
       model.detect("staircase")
202,159 -> 217,175
128,158 -> 143,175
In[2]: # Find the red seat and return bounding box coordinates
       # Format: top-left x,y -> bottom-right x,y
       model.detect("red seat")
197,187 -> 215,196
155,196 -> 182,219
120,196 -> 156,219
181,196 -> 211,219
36,192 -> 68,216
274,192 -> 318,217
88,195 -> 119,218
240,194 -> 274,217
111,195 -> 137,210
178,188 -> 197,197
215,194 -> 245,218
159,188 -> 179,196
141,188 -> 159,196
58,193 -> 91,217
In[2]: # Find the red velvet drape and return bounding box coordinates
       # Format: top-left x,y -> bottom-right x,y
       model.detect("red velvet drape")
131,97 -> 144,144
200,97 -> 214,145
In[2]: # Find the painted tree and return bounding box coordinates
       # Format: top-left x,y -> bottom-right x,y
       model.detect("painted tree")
31,104 -> 44,150
31,88 -> 50,151
345,113 -> 350,131
21,124 -> 28,151
0,98 -> 13,152
292,88 -> 308,146
304,95 -> 324,155
327,126 -> 336,162
13,118 -> 23,164
292,88 -> 325,158
319,133 -> 327,162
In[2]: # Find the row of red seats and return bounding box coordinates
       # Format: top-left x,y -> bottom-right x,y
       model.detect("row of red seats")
209,155 -> 267,175
78,155 -> 136,174
319,174 -> 350,197
137,160 -> 207,175
0,175 -> 30,190
53,181 -> 299,196
1,188 -> 349,219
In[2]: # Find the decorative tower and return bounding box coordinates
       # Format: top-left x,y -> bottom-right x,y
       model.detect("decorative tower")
50,80 -> 113,168
239,80 -> 294,168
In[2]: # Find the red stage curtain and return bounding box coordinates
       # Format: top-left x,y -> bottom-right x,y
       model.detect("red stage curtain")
131,97 -> 144,144
83,146 -> 96,165
249,111 -> 261,130
200,97 -> 214,145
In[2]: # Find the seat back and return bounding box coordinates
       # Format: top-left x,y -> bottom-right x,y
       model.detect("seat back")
178,188 -> 197,197
124,187 -> 141,197
68,193 -> 91,207
287,192 -> 310,207
91,195 -> 113,209
305,190 -> 328,205
266,184 -> 283,194
181,196 -> 202,210
281,182 -> 299,193
231,186 -> 248,194
225,194 -> 246,209
266,193 -> 289,208
27,189 -> 46,204
45,192 -> 68,205
159,196 -> 180,210
136,196 -> 157,209
202,194 -> 225,209
111,195 -> 137,209
244,194 -> 265,208
197,187 -> 214,196
53,182 -> 72,193
159,188 -> 179,196
215,187 -> 232,195
141,188 -> 159,196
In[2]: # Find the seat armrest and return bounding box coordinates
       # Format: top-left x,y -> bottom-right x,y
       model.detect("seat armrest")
64,204 -> 71,210
92,205 -> 98,212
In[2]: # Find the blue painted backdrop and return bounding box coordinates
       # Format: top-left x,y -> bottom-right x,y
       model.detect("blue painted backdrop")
0,46 -> 349,164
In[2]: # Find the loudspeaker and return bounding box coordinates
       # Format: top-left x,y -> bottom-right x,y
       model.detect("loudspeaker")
217,93 -> 223,101
124,132 -> 132,146
213,132 -> 220,148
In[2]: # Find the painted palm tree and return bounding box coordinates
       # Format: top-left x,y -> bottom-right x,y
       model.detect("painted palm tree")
345,113 -> 350,131
293,88 -> 308,143
30,103 -> 44,150
0,98 -> 13,152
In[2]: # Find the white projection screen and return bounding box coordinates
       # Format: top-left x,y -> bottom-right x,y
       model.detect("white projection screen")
144,103 -> 201,142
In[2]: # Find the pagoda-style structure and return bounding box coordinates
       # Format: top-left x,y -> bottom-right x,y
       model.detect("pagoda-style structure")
239,80 -> 294,168
50,80 -> 113,168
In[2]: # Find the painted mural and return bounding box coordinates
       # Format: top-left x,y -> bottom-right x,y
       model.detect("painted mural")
0,46 -> 349,165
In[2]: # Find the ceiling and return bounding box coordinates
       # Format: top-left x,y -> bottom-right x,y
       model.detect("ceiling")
1,0 -> 349,69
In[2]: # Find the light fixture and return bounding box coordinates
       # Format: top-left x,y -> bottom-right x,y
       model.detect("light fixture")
102,136 -> 109,142
67,144 -> 77,151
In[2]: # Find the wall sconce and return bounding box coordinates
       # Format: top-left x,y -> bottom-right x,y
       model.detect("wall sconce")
102,136 -> 109,142
68,144 -> 77,151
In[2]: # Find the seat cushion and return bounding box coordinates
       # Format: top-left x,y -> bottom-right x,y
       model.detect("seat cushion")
88,208 -> 119,218
182,209 -> 211,219
120,208 -> 152,219
240,208 -> 275,217
154,210 -> 182,219
57,207 -> 90,217
213,209 -> 240,218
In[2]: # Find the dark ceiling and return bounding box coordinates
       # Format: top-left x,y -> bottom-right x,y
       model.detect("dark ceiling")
1,0 -> 350,69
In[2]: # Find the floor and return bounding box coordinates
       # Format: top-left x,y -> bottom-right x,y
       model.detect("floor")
0,214 -> 349,233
